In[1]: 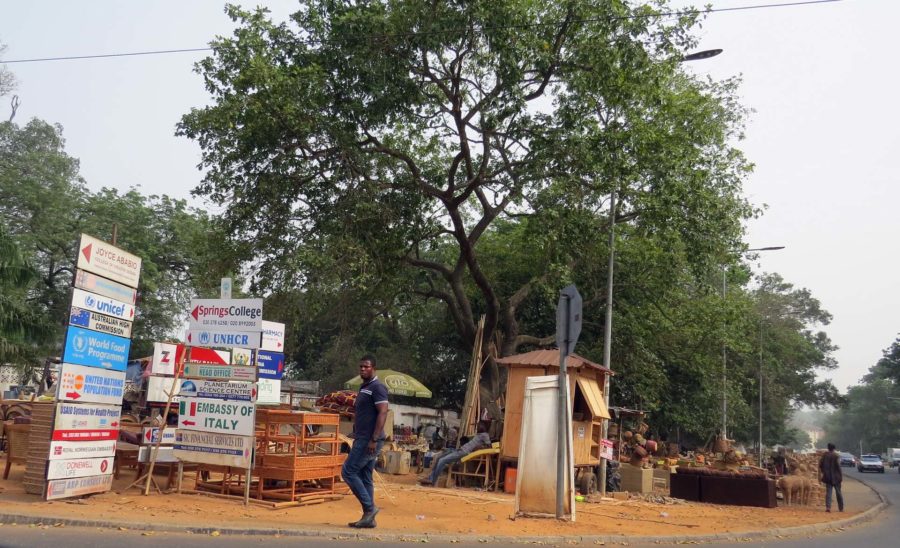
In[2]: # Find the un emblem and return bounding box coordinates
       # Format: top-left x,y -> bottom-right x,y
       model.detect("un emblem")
199,332 -> 210,345
73,333 -> 87,352
85,295 -> 95,307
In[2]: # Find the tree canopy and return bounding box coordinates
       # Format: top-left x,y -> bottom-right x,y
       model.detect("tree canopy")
179,0 -> 759,422
0,118 -> 241,362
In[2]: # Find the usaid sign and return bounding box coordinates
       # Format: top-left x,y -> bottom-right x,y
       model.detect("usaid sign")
189,298 -> 263,332
63,325 -> 130,371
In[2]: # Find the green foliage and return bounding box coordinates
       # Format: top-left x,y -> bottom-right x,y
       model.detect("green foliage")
178,1 -> 835,443
825,337 -> 900,454
0,223 -> 55,364
0,119 -> 241,359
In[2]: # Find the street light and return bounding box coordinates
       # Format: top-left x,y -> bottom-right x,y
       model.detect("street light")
721,246 -> 784,441
598,48 -> 724,498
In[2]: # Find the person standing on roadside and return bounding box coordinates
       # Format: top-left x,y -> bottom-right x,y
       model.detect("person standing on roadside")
819,443 -> 844,512
342,354 -> 389,528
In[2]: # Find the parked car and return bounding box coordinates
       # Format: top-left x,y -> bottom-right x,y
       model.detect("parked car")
839,452 -> 856,467
857,454 -> 885,473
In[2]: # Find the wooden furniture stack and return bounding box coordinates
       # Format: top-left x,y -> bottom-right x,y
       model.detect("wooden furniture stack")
252,409 -> 347,502
22,402 -> 55,495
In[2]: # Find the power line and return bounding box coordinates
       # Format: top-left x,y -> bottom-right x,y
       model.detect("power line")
1,0 -> 841,65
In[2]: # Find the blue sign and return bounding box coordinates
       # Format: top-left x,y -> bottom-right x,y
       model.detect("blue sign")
256,351 -> 284,380
63,325 -> 130,371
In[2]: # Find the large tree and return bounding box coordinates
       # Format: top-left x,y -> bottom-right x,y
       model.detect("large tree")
0,119 -> 241,358
180,1 -> 755,417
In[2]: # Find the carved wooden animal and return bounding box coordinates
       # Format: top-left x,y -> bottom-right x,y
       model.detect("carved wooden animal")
778,475 -> 811,506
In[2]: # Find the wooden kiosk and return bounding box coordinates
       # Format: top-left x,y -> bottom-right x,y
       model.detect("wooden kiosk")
496,350 -> 613,493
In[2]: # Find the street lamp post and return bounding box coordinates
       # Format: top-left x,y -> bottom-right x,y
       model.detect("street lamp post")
721,246 -> 784,444
598,48 -> 723,498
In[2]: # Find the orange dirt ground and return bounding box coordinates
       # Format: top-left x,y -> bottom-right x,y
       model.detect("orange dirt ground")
0,465 -> 877,538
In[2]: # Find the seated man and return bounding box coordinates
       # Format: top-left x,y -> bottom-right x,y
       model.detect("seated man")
420,421 -> 491,486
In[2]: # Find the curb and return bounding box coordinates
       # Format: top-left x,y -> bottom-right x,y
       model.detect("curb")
0,477 -> 889,544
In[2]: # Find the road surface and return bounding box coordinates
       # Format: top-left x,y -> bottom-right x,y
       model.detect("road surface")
0,468 -> 895,548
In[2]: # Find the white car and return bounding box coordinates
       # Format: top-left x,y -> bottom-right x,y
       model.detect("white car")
857,454 -> 885,473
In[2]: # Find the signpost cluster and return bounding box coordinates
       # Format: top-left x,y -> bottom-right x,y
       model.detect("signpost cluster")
46,234 -> 142,500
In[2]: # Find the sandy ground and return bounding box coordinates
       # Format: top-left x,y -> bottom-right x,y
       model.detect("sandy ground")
0,464 -> 878,538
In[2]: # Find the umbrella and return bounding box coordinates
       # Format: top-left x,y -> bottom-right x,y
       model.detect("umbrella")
344,369 -> 432,398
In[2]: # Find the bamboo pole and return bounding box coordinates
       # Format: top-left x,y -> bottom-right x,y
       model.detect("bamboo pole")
143,347 -> 187,495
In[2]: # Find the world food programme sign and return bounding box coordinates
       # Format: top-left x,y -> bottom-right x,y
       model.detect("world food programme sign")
62,325 -> 130,371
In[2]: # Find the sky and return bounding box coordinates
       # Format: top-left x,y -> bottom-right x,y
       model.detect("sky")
1,1 -> 895,392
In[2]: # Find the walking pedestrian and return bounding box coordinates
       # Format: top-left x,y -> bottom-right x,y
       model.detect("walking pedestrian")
818,443 -> 844,512
342,354 -> 389,528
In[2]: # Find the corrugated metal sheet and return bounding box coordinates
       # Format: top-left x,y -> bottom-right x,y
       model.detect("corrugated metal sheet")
496,349 -> 612,374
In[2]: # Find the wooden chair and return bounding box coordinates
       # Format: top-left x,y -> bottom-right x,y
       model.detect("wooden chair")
449,442 -> 501,490
3,421 -> 30,479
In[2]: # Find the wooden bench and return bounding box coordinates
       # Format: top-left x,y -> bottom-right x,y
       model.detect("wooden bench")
449,442 -> 501,490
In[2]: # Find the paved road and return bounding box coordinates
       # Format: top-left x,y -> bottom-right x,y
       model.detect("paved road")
0,468 -> 896,548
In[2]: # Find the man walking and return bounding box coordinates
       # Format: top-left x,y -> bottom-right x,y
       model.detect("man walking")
342,354 -> 389,528
419,421 -> 491,487
819,443 -> 844,512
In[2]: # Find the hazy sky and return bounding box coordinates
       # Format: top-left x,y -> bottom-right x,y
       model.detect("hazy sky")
1,1 -> 894,392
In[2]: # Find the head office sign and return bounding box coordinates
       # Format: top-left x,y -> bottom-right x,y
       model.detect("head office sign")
63,325 -> 130,371
76,234 -> 142,288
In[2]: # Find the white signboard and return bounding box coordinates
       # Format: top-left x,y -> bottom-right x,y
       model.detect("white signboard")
69,306 -> 132,338
48,440 -> 117,461
188,298 -> 263,332
54,402 -> 121,432
47,457 -> 113,480
58,363 -> 126,405
231,347 -> 252,365
173,430 -> 253,468
146,375 -> 181,403
71,287 -> 135,321
46,474 -> 114,501
140,426 -> 177,445
182,363 -> 257,381
186,329 -> 261,349
260,320 -> 285,352
179,379 -> 256,402
151,342 -> 181,375
74,268 -> 137,304
178,397 -> 256,436
256,378 -> 281,405
139,445 -> 177,463
141,426 -> 175,444
76,233 -> 142,288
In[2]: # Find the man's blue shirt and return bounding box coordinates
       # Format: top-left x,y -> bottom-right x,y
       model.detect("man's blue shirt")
353,376 -> 389,441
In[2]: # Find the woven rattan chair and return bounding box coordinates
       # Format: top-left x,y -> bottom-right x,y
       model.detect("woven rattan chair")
3,421 -> 30,479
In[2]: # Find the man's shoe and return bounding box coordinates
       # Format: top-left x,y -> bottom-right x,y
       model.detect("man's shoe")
356,507 -> 379,528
